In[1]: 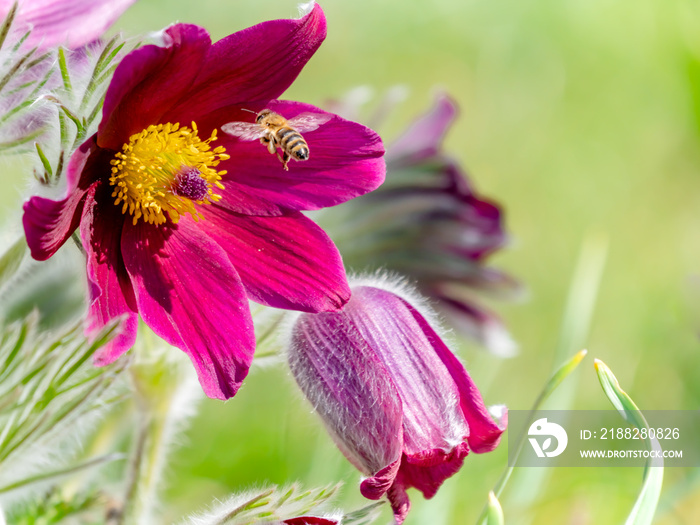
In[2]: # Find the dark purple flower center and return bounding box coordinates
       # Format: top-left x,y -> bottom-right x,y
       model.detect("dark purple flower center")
173,167 -> 210,201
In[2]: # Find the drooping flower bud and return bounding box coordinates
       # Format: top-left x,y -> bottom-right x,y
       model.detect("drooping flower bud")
288,279 -> 507,524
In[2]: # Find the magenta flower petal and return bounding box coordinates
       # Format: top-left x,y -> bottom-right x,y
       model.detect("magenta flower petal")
98,24 -> 211,150
166,4 -> 327,123
198,206 -> 350,313
283,517 -> 338,525
121,218 -> 255,400
4,0 -> 137,51
22,138 -> 107,261
386,483 -> 411,525
397,442 -> 470,498
214,100 -> 385,214
80,185 -> 138,365
359,459 -> 402,500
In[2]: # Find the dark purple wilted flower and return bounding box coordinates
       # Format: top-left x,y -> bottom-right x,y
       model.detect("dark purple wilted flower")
288,278 -> 506,524
2,0 -> 137,50
332,94 -> 519,356
22,5 -> 385,400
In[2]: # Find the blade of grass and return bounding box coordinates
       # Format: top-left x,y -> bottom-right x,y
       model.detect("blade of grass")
486,492 -> 504,525
476,348 -> 587,524
476,232 -> 607,524
594,359 -> 663,525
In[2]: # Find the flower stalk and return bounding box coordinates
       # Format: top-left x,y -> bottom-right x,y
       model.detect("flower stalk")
118,339 -> 201,524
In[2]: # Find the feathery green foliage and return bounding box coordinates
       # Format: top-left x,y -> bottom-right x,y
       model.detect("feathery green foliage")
0,313 -> 128,499
183,484 -> 341,525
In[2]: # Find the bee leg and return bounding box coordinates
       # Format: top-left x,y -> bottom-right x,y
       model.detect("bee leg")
260,136 -> 274,155
276,151 -> 290,171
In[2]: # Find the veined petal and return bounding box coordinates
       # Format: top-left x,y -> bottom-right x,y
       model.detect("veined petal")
214,100 -> 385,215
348,287 -> 469,454
386,94 -> 457,164
289,312 -> 404,477
6,0 -> 137,50
22,137 -> 106,260
386,481 -> 411,525
121,217 -> 254,400
199,206 -> 350,313
166,4 -> 327,123
360,459 -> 401,501
98,23 -> 211,150
397,442 -> 469,499
80,183 -> 137,365
404,298 -> 507,453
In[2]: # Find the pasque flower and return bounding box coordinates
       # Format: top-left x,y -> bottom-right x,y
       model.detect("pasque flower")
2,0 -> 137,50
22,5 -> 385,399
333,94 -> 519,356
288,279 -> 506,524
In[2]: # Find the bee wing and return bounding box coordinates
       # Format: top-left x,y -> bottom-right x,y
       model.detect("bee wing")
221,121 -> 264,141
287,113 -> 332,133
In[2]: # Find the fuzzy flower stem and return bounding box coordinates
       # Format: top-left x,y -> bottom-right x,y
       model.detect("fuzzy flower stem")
118,406 -> 151,525
118,334 -> 201,524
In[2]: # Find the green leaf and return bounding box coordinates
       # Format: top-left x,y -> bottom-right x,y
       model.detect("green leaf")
343,501 -> 385,525
0,315 -> 128,493
537,348 -> 589,406
0,236 -> 26,291
0,45 -> 38,94
183,484 -> 342,525
34,142 -> 53,179
486,492 -> 504,525
594,359 -> 663,525
0,452 -> 125,495
57,47 -> 72,93
0,2 -> 18,51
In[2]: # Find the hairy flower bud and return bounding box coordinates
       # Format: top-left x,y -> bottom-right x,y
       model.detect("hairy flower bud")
288,279 -> 507,524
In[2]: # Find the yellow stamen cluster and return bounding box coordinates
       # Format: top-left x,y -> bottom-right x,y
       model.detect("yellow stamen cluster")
109,122 -> 228,225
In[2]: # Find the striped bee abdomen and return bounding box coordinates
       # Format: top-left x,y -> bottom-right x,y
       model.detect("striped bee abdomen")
278,127 -> 310,160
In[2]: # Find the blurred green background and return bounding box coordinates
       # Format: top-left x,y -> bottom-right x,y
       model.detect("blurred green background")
5,0 -> 700,523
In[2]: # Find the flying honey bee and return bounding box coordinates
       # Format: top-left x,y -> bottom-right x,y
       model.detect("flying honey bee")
222,109 -> 331,170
